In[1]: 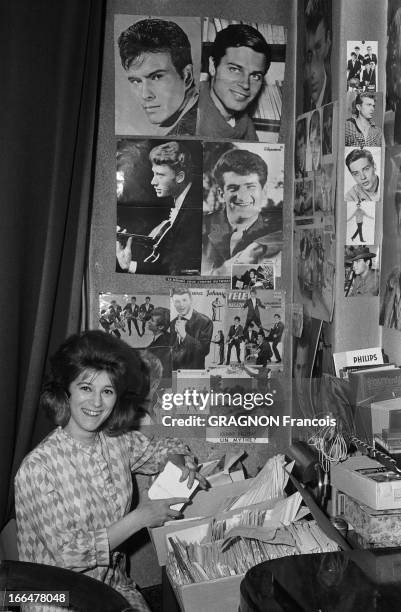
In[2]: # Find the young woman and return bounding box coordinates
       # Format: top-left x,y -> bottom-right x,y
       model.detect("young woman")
15,330 -> 206,611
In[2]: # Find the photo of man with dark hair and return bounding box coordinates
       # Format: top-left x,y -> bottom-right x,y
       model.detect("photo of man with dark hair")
303,0 -> 332,111
116,17 -> 199,135
197,23 -> 271,140
116,139 -> 202,275
255,332 -> 273,366
147,306 -> 172,379
345,93 -> 382,147
344,148 -> 380,202
170,288 -> 213,370
139,296 -> 154,336
362,60 -> 376,92
346,247 -> 379,297
226,316 -> 244,365
122,296 -> 141,337
242,288 -> 266,334
202,145 -> 283,276
266,313 -> 284,363
347,52 -> 362,87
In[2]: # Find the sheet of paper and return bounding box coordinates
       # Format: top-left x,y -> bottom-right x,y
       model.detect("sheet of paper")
148,461 -> 198,510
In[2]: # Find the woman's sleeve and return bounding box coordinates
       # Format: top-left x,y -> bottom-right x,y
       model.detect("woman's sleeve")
15,459 -> 110,571
127,431 -> 194,474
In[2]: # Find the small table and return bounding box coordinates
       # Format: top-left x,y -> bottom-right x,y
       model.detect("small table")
240,548 -> 401,611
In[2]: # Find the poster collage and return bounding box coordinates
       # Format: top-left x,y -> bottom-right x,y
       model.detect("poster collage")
293,0 -> 337,360
344,39 -> 382,298
102,15 -> 289,442
293,0 -> 388,424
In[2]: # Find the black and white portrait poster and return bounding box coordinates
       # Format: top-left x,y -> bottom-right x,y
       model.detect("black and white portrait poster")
199,17 -> 287,143
344,244 -> 380,298
201,142 -> 284,278
169,286 -> 226,371
344,146 -> 381,202
302,0 -> 332,112
116,138 -> 203,276
115,15 -> 201,137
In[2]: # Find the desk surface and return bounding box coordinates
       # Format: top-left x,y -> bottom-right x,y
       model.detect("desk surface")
240,548 -> 401,612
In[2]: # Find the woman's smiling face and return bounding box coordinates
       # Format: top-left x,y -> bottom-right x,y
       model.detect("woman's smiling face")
64,369 -> 117,442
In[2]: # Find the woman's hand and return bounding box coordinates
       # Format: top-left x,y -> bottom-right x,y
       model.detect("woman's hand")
135,496 -> 189,528
167,453 -> 209,490
107,495 -> 188,549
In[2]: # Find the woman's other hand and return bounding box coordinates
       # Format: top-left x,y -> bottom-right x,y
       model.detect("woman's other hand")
135,496 -> 188,528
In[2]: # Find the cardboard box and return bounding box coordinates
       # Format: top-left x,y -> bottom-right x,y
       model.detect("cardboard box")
343,494 -> 401,547
171,574 -> 243,612
149,477 -> 254,566
331,456 -> 401,510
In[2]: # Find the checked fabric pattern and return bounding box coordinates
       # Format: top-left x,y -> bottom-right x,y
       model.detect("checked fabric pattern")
15,427 -> 191,611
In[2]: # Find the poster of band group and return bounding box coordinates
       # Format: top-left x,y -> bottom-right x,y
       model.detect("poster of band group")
100,13 -> 289,443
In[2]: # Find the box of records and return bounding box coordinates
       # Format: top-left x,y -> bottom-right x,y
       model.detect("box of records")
149,454 -> 288,566
331,456 -> 401,510
165,494 -> 339,612
150,477 -> 254,566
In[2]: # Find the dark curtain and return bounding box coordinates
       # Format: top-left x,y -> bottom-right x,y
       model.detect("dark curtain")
0,0 -> 105,529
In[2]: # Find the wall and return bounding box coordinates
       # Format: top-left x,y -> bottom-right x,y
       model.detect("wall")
331,0 -> 386,353
89,0 -> 297,587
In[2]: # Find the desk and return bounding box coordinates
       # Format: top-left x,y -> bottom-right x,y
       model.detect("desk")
240,549 -> 401,611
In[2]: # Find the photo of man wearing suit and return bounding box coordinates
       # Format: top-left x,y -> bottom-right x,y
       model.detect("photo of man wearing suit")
170,288 -> 213,370
197,23 -> 271,141
362,60 -> 376,92
242,288 -> 266,335
116,140 -> 202,275
122,296 -> 141,337
139,296 -> 154,336
147,306 -> 172,379
226,316 -> 244,365
256,332 -> 273,366
267,313 -> 284,362
201,147 -> 283,276
365,45 -> 377,66
347,52 -> 362,88
242,321 -> 258,361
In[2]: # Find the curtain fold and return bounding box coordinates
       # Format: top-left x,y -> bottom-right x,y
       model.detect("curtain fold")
0,0 -> 106,528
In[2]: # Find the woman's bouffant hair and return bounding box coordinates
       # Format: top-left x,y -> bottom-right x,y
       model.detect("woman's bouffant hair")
41,330 -> 150,435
